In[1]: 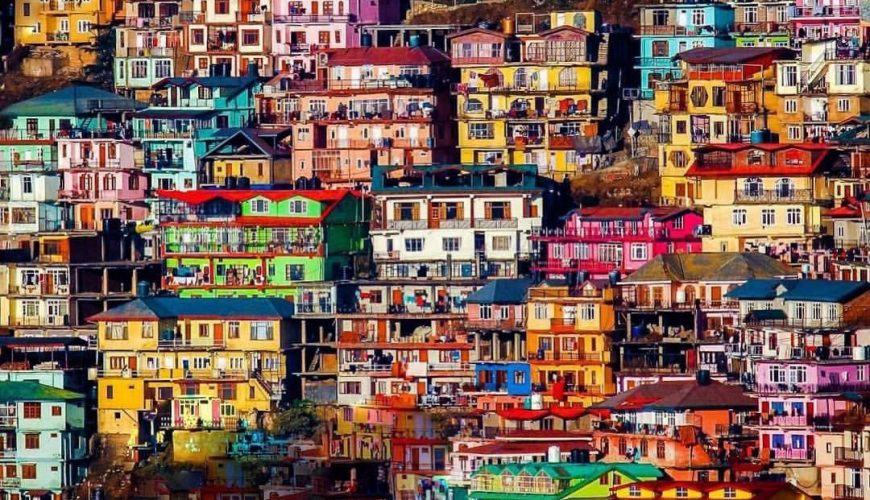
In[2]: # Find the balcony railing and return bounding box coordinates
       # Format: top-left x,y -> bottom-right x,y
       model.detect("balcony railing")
789,5 -> 861,17
473,218 -> 518,229
834,447 -> 863,466
733,21 -> 785,33
634,57 -> 682,69
734,189 -> 814,203
764,415 -> 807,427
532,351 -> 604,362
834,485 -> 863,500
466,318 -> 524,330
118,46 -> 177,58
769,447 -> 813,461
386,220 -> 427,230
639,25 -> 727,36
273,14 -> 352,23
530,225 -> 673,241
157,338 -> 227,349
0,448 -> 17,460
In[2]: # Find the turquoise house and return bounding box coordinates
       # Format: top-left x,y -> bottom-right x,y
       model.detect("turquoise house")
133,72 -> 261,194
0,85 -> 143,233
635,2 -> 735,98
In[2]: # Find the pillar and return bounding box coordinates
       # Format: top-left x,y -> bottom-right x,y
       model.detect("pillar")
102,267 -> 109,295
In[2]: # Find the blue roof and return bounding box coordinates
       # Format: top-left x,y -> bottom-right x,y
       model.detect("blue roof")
0,85 -> 145,118
466,278 -> 533,304
88,297 -> 295,322
726,279 -> 870,303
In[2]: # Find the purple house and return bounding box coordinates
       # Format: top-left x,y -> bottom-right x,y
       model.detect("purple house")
531,207 -> 703,279
754,358 -> 870,464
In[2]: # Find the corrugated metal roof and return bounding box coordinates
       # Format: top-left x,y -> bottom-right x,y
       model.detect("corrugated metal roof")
622,253 -> 796,283
593,380 -> 756,411
88,297 -> 296,322
466,278 -> 533,304
727,279 -> 870,303
0,85 -> 146,118
0,381 -> 84,401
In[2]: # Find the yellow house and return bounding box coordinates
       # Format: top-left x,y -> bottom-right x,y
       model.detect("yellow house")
14,0 -> 111,46
450,11 -> 614,180
526,280 -> 616,406
687,142 -> 838,253
655,47 -> 793,206
613,480 -> 813,500
89,297 -> 295,443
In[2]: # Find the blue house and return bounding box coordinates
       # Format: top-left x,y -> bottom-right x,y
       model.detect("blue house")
635,2 -> 735,98
474,362 -> 532,396
133,71 -> 261,194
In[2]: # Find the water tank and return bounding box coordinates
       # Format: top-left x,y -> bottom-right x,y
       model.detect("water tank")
750,129 -> 770,144
571,449 -> 590,463
696,369 -> 711,385
225,176 -> 238,189
676,290 -> 686,304
409,34 -> 421,47
137,280 -> 151,298
530,393 -> 543,410
361,33 -> 373,47
548,445 -> 561,463
631,325 -> 644,338
502,17 -> 515,35
855,346 -> 867,361
608,270 -> 620,285
237,176 -> 251,189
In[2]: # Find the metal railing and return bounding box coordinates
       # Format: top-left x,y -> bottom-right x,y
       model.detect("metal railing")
834,447 -> 863,465
273,14 -> 352,23
473,218 -> 518,229
834,485 -> 863,500
734,189 -> 814,203
156,338 -> 227,349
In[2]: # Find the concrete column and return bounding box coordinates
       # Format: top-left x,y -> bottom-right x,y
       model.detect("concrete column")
102,268 -> 109,295
474,332 -> 481,361
300,319 -> 308,344
493,334 -> 500,360
131,268 -> 139,296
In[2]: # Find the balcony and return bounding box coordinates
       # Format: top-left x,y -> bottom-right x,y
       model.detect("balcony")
733,21 -> 785,34
0,448 -> 17,460
834,485 -> 863,500
466,318 -> 523,330
769,447 -> 813,461
634,57 -> 682,69
734,189 -> 814,203
473,218 -> 518,229
136,129 -> 195,139
834,447 -> 863,466
119,46 -> 176,58
789,5 -> 861,17
164,240 -> 322,257
530,225 -> 673,242
162,414 -> 240,431
532,259 -> 622,275
273,14 -> 352,23
386,220 -> 427,230
295,302 -> 334,315
124,16 -> 179,29
157,338 -> 227,350
531,350 -> 604,362
766,415 -> 808,427
638,25 -> 726,36
0,478 -> 20,488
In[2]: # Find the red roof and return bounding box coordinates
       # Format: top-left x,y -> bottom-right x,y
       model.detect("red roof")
685,143 -> 832,178
825,205 -> 862,218
495,408 -> 550,421
549,406 -> 587,420
157,189 -> 355,205
326,46 -> 450,66
461,440 -> 592,456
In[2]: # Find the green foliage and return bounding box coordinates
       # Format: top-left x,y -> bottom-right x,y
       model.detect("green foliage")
270,400 -> 321,438
84,26 -> 116,89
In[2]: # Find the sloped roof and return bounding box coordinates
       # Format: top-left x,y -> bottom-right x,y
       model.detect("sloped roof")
466,278 -> 533,304
201,128 -> 280,158
622,253 -> 795,283
0,85 -> 145,117
726,279 -> 870,303
326,46 -> 450,66
569,206 -> 697,221
0,381 -> 84,401
88,297 -> 295,322
592,380 -> 755,411
675,47 -> 794,64
471,462 -> 663,481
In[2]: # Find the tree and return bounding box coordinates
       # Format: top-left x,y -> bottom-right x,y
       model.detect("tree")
270,400 -> 321,438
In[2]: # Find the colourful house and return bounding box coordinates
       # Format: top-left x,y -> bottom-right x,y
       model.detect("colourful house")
14,0 -> 109,46
183,0 -> 273,77
730,1 -> 792,48
613,480 -> 813,500
467,462 -> 664,500
466,278 -> 531,363
156,188 -> 367,299
634,2 -> 735,99
133,73 -> 260,195
450,11 -> 624,179
89,297 -> 295,444
531,207 -> 703,279
789,0 -> 863,44
525,280 -> 617,406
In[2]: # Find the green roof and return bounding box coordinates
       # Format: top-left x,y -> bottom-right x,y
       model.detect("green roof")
0,85 -> 146,118
0,381 -> 84,401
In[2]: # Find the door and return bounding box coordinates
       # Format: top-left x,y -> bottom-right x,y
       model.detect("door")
214,323 -> 224,346
474,232 -> 485,253
806,402 -> 814,419
128,356 -> 137,371
80,206 -> 95,231
184,323 -> 191,343
711,286 -> 722,305
338,126 -> 348,148
409,126 -> 419,147
410,448 -> 420,470
98,144 -> 106,168
762,434 -> 770,449
311,1 -> 318,15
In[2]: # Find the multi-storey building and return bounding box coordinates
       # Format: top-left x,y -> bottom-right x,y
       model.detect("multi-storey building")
0,380 -> 88,498
789,0 -> 862,44
13,0 -> 110,46
156,187 -> 367,299
592,376 -> 757,481
0,85 -> 143,238
531,207 -> 703,279
57,136 -> 150,231
133,72 -> 260,195
256,45 -> 456,187
654,46 -> 792,207
114,0 -> 188,98
634,2 -> 735,100
775,39 -> 870,144
525,279 -> 617,406
614,481 -> 812,500
183,0 -> 272,78
450,11 -> 624,179
687,142 -> 842,252
90,297 -> 295,444
270,0 -> 401,74
729,0 -> 792,48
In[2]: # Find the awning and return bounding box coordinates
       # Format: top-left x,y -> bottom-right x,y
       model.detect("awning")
495,408 -> 550,421
550,406 -> 586,420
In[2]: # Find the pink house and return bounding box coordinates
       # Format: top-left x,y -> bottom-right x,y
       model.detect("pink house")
531,207 -> 703,278
790,0 -> 865,43
57,138 -> 149,230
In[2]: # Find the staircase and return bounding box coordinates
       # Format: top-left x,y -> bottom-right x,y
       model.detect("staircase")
800,50 -> 829,92
307,348 -> 321,372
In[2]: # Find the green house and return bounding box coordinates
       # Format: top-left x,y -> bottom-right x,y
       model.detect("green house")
468,463 -> 664,500
157,188 -> 368,303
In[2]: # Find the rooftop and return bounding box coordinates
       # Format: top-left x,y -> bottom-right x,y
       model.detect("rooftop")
471,462 -> 663,481
0,381 -> 84,402
371,164 -> 544,193
593,380 -> 756,411
326,46 -> 450,66
88,297 -> 296,322
675,47 -> 795,65
621,253 -> 796,284
156,189 -> 354,205
466,278 -> 533,305
0,85 -> 146,118
613,481 -> 803,500
567,206 -> 697,221
725,279 -> 870,303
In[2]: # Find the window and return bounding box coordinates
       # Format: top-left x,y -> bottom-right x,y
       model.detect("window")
558,68 -> 577,88
827,304 -> 838,321
784,99 -> 797,114
22,464 -> 36,480
732,209 -> 747,226
465,99 -> 484,113
492,236 -> 511,251
51,406 -> 61,416
191,28 -> 205,45
485,201 -> 510,220
251,199 -> 270,213
793,302 -> 805,320
676,487 -> 689,498
23,402 -> 40,419
21,176 -> 33,194
479,305 -> 492,320
242,30 -> 259,46
405,238 -> 423,252
155,60 -> 171,78
250,322 -> 273,340
691,9 -> 705,25
676,120 -> 687,134
811,302 -> 822,320
288,200 -> 308,214
23,3 -> 30,16
656,441 -> 666,459
24,434 -> 39,449
339,381 -> 361,394
142,322 -> 154,338
743,6 -> 758,23
712,86 -> 726,107
786,208 -> 802,225
836,64 -> 856,86
652,41 -> 669,57
131,60 -> 148,79
838,98 -> 851,113
77,20 -> 92,33
215,0 -> 229,14
286,264 -> 304,281
442,238 -> 460,252
787,126 -> 801,141
629,486 -> 642,497
781,66 -> 797,87
534,303 -> 548,320
228,321 -> 240,338
761,208 -> 775,227
107,322 -> 128,340
468,123 -> 494,139
630,243 -> 648,261
219,383 -> 236,400
580,304 -> 596,321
